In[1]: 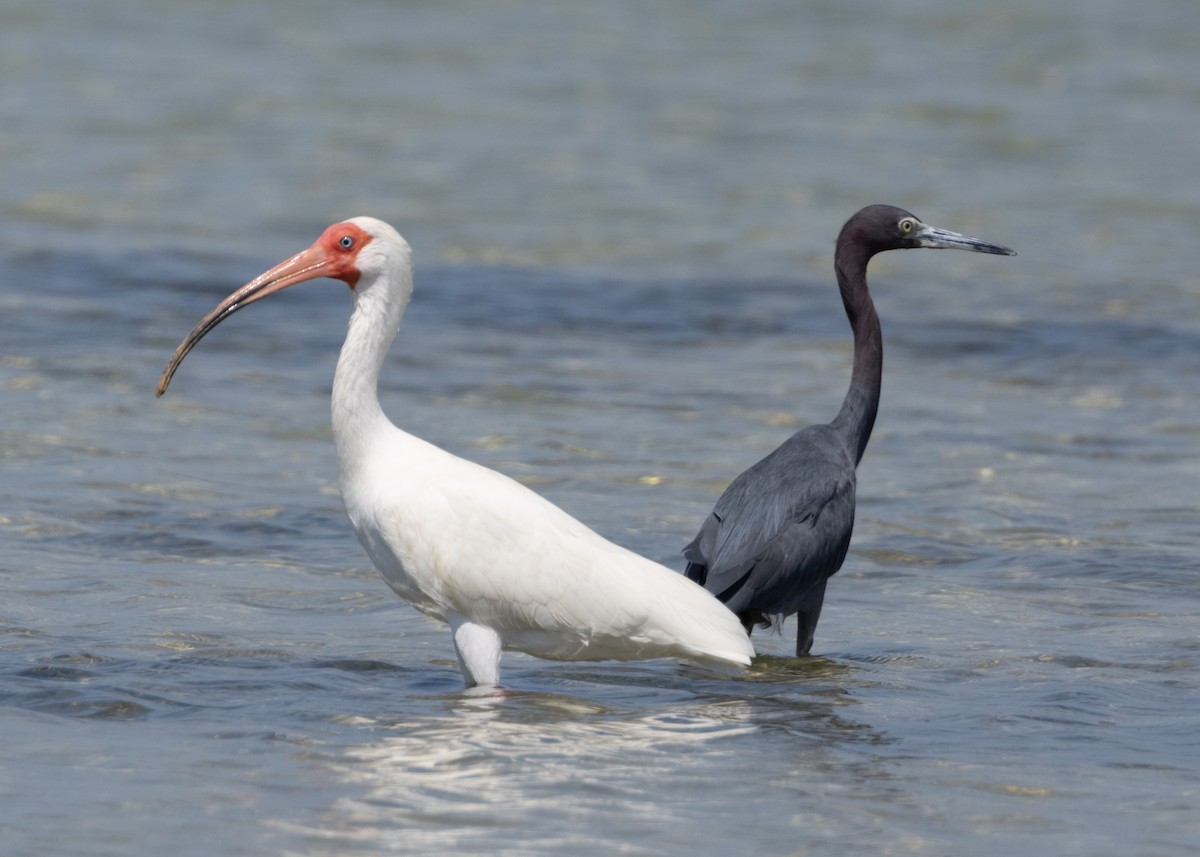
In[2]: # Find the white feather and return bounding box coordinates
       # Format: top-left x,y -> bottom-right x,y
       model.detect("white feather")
327,218 -> 753,686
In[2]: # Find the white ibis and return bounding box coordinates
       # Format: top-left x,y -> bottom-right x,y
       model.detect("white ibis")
157,217 -> 754,687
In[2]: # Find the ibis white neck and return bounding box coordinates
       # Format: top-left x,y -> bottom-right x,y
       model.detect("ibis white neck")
331,268 -> 411,477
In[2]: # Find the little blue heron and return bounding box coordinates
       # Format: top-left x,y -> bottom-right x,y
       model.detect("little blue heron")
683,204 -> 1015,656
157,218 -> 753,688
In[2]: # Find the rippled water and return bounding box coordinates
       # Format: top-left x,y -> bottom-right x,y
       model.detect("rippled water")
3,1 -> 1200,855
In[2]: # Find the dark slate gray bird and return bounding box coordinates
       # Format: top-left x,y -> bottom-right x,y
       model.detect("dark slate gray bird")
684,205 -> 1015,657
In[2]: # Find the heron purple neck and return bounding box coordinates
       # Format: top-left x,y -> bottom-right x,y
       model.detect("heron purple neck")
829,225 -> 883,466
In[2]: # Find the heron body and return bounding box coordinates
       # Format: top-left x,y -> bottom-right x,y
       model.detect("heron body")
158,217 -> 753,687
684,205 -> 1015,656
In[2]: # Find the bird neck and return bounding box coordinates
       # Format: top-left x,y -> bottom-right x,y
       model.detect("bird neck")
331,271 -> 410,476
830,242 -> 882,465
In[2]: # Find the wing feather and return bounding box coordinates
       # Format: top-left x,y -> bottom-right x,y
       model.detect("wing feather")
684,425 -> 856,617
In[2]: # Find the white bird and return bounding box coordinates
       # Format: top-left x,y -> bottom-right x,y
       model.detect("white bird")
157,217 -> 754,687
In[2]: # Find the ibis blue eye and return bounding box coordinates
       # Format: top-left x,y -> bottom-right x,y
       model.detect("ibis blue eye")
339,235 -> 354,249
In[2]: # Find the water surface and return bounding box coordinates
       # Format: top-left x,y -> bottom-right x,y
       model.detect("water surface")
3,1 -> 1199,854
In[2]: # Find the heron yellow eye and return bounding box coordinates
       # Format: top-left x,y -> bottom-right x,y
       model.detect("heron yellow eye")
898,218 -> 916,235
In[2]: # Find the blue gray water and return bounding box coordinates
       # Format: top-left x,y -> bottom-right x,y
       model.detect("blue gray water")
3,1 -> 1199,854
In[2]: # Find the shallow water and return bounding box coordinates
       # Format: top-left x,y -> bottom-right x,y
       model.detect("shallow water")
3,1 -> 1200,855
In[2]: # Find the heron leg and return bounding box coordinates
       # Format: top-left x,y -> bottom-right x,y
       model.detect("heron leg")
737,608 -> 772,635
448,615 -> 502,688
794,614 -> 817,656
794,580 -> 828,657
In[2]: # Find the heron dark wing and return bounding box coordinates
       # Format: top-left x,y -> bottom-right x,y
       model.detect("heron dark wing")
684,427 -> 857,616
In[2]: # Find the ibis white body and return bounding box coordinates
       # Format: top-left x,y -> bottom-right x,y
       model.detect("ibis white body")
159,217 -> 753,687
